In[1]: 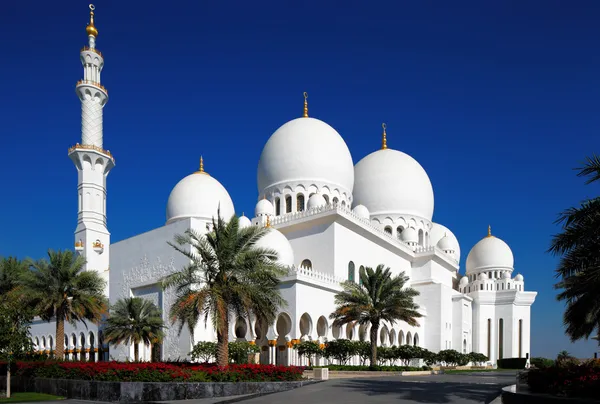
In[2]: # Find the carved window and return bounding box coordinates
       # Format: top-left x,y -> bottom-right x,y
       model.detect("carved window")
384,226 -> 392,235
333,197 -> 339,205
348,261 -> 355,282
285,196 -> 292,213
275,198 -> 281,216
396,226 -> 404,239
323,194 -> 330,204
297,194 -> 305,212
300,259 -> 312,270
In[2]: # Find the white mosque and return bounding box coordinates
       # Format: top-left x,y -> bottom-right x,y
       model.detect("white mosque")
29,5 -> 537,366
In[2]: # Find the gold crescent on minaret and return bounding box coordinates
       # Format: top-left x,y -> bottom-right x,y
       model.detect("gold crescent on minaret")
86,4 -> 98,37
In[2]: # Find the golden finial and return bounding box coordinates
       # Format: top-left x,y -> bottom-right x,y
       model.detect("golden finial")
303,92 -> 308,118
381,123 -> 388,150
195,156 -> 209,175
266,215 -> 271,228
487,225 -> 492,238
86,4 -> 98,38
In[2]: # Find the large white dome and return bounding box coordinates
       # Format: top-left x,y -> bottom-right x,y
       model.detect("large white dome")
430,223 -> 461,262
466,231 -> 514,274
257,117 -> 354,196
166,170 -> 235,225
254,227 -> 295,268
353,149 -> 434,221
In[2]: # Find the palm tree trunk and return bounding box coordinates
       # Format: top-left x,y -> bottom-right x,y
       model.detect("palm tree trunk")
134,343 -> 139,362
6,366 -> 11,399
55,317 -> 65,360
216,309 -> 230,367
369,321 -> 379,369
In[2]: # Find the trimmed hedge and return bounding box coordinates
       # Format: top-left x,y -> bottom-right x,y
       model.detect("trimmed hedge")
310,365 -> 430,371
497,358 -> 527,369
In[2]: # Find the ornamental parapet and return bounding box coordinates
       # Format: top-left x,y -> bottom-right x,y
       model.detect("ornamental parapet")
80,46 -> 103,58
270,203 -> 415,256
68,143 -> 114,161
76,79 -> 108,94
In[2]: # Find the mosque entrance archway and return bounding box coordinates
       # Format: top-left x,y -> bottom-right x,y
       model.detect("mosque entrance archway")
276,313 -> 292,365
299,313 -> 312,339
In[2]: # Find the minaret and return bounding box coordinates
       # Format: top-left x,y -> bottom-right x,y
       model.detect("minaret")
68,4 -> 113,294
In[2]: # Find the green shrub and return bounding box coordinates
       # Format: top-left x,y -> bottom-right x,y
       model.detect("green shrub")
228,341 -> 260,364
530,357 -> 554,368
437,349 -> 469,366
323,339 -> 357,365
295,341 -> 323,366
189,341 -> 217,363
497,357 -> 527,369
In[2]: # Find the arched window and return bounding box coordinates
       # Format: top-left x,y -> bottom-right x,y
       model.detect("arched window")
414,333 -> 419,346
348,261 -> 355,282
498,318 -> 504,359
359,265 -> 365,285
323,194 -> 330,204
275,197 -> 281,216
396,226 -> 404,240
332,197 -> 339,205
300,259 -> 312,269
518,319 -> 523,358
297,194 -> 305,212
418,229 -> 424,245
463,339 -> 467,353
487,318 -> 491,359
341,200 -> 346,208
285,195 -> 292,213
425,232 -> 429,247
384,226 -> 392,236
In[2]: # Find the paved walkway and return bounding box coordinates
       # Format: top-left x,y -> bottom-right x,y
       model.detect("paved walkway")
238,371 -> 516,404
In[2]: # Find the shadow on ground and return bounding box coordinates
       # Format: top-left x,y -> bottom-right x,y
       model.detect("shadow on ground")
335,376 -> 508,403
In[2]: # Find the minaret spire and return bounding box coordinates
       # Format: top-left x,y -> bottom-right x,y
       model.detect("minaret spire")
68,4 -> 114,295
487,225 -> 492,237
381,123 -> 388,150
303,92 -> 308,117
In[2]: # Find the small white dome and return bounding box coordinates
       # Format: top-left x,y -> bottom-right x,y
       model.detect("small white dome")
166,171 -> 235,225
352,204 -> 370,220
353,148 -> 434,221
401,227 -> 418,243
257,117 -> 354,196
255,198 -> 274,217
503,271 -> 511,279
430,223 -> 461,261
480,273 -> 488,281
238,215 -> 252,229
254,227 -> 295,268
466,230 -> 514,274
460,276 -> 469,286
307,193 -> 327,210
437,234 -> 455,252
514,274 -> 524,282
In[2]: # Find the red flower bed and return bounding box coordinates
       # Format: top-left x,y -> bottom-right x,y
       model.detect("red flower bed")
0,361 -> 304,383
526,360 -> 600,399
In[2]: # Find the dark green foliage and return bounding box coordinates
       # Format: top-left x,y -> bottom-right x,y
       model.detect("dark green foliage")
20,250 -> 107,359
530,357 -> 555,368
323,339 -> 358,365
190,341 -> 217,363
228,341 -> 260,364
497,357 -> 527,369
162,213 -> 288,367
103,297 -> 166,361
312,364 -> 430,371
549,155 -> 600,342
329,265 -> 422,367
437,349 -> 469,366
467,352 -> 488,365
295,341 -> 322,366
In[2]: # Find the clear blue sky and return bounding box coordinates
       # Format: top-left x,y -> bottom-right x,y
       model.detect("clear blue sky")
1,0 -> 599,358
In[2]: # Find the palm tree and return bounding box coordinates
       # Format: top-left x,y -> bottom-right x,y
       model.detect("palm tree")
330,265 -> 422,367
161,213 -> 287,367
103,297 -> 166,361
557,350 -> 572,362
549,155 -> 600,342
0,257 -> 28,295
21,250 -> 107,359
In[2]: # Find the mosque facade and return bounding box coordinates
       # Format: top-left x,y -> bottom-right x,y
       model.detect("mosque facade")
29,6 -> 537,366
